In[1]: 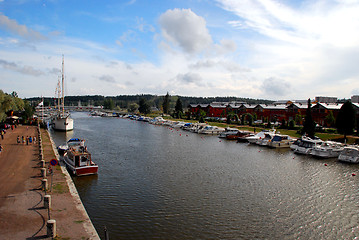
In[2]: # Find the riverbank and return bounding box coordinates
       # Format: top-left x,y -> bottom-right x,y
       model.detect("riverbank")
0,125 -> 99,239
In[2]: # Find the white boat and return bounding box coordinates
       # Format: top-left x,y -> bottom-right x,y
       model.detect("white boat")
62,140 -> 98,176
57,138 -> 85,156
268,134 -> 294,148
51,114 -> 73,131
218,128 -> 239,138
198,125 -> 225,135
338,146 -> 359,163
188,123 -> 208,133
246,129 -> 275,144
51,55 -> 74,131
172,121 -> 187,129
311,141 -> 345,158
256,131 -> 276,146
291,136 -> 323,155
150,116 -> 165,125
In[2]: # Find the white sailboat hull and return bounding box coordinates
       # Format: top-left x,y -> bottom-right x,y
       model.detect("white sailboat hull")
52,116 -> 74,131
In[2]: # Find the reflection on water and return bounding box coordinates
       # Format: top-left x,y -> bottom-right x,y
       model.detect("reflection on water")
50,112 -> 359,240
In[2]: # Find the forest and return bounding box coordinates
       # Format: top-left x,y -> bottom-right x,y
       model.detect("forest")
25,94 -> 274,111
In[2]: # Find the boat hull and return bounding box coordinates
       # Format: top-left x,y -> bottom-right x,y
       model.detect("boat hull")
63,157 -> 98,176
62,155 -> 98,176
52,117 -> 74,131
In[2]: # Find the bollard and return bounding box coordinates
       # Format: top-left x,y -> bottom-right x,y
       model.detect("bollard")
41,168 -> 46,178
47,219 -> 56,238
42,179 -> 48,191
44,195 -> 51,209
41,160 -> 45,168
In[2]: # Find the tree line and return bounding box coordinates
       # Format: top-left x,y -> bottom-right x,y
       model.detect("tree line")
0,90 -> 34,124
26,94 -> 273,113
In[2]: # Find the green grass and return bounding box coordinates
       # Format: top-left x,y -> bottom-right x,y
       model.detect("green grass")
52,182 -> 68,194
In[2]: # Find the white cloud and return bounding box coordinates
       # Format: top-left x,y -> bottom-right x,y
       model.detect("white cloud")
0,14 -> 47,41
261,77 -> 291,96
0,59 -> 44,76
159,8 -> 213,54
175,72 -> 203,86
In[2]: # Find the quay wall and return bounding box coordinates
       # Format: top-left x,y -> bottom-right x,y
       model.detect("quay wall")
44,129 -> 100,239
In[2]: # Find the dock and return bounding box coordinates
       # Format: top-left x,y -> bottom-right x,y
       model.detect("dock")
0,125 -> 99,239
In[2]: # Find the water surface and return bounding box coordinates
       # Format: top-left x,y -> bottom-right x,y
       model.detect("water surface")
50,112 -> 359,239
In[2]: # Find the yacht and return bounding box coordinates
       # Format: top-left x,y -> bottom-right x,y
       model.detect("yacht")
338,146 -> 359,163
291,136 -> 323,155
311,141 -> 345,158
268,134 -> 294,148
198,126 -> 225,135
218,128 -> 239,138
245,129 -> 276,144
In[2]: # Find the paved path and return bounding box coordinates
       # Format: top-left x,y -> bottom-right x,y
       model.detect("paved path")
0,125 -> 99,239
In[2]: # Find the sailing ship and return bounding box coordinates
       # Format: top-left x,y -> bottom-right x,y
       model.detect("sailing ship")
51,55 -> 74,131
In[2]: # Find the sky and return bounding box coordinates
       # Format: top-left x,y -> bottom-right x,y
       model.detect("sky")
1,0 -> 359,100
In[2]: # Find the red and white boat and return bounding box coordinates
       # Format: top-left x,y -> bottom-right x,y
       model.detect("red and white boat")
62,140 -> 98,176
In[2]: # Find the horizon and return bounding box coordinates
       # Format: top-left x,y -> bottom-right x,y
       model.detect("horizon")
25,93 -> 353,103
1,0 -> 359,99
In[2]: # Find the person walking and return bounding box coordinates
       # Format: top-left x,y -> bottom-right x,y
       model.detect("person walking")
1,130 -> 4,140
17,136 -> 20,144
22,136 -> 25,144
0,144 -> 3,153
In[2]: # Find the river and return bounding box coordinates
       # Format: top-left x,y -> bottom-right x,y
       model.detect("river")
50,112 -> 359,239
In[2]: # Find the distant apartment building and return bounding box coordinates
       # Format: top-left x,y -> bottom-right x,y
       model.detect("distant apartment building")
351,95 -> 359,103
315,96 -> 337,103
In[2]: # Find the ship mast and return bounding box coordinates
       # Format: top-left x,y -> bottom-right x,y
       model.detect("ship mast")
62,55 -> 65,116
57,77 -> 61,113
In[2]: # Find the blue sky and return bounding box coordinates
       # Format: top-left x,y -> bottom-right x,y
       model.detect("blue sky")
1,0 -> 359,100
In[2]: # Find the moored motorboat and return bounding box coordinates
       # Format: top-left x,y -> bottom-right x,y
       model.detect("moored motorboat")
291,136 -> 323,155
226,130 -> 252,141
198,125 -> 225,135
268,134 -> 294,148
245,129 -> 275,144
62,139 -> 98,176
219,128 -> 239,138
311,141 -> 345,158
57,138 -> 85,156
338,146 -> 359,163
256,131 -> 276,146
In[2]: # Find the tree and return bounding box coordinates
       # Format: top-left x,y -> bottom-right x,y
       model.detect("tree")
288,120 -> 295,129
174,97 -> 183,118
138,98 -> 151,115
198,109 -> 206,123
301,98 -> 315,138
103,98 -> 115,110
128,103 -> 139,113
22,100 -> 34,123
162,92 -> 170,114
336,100 -> 355,140
0,90 -> 25,122
325,111 -> 335,127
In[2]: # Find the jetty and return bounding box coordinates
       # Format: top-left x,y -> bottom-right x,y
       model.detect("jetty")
0,125 -> 99,239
